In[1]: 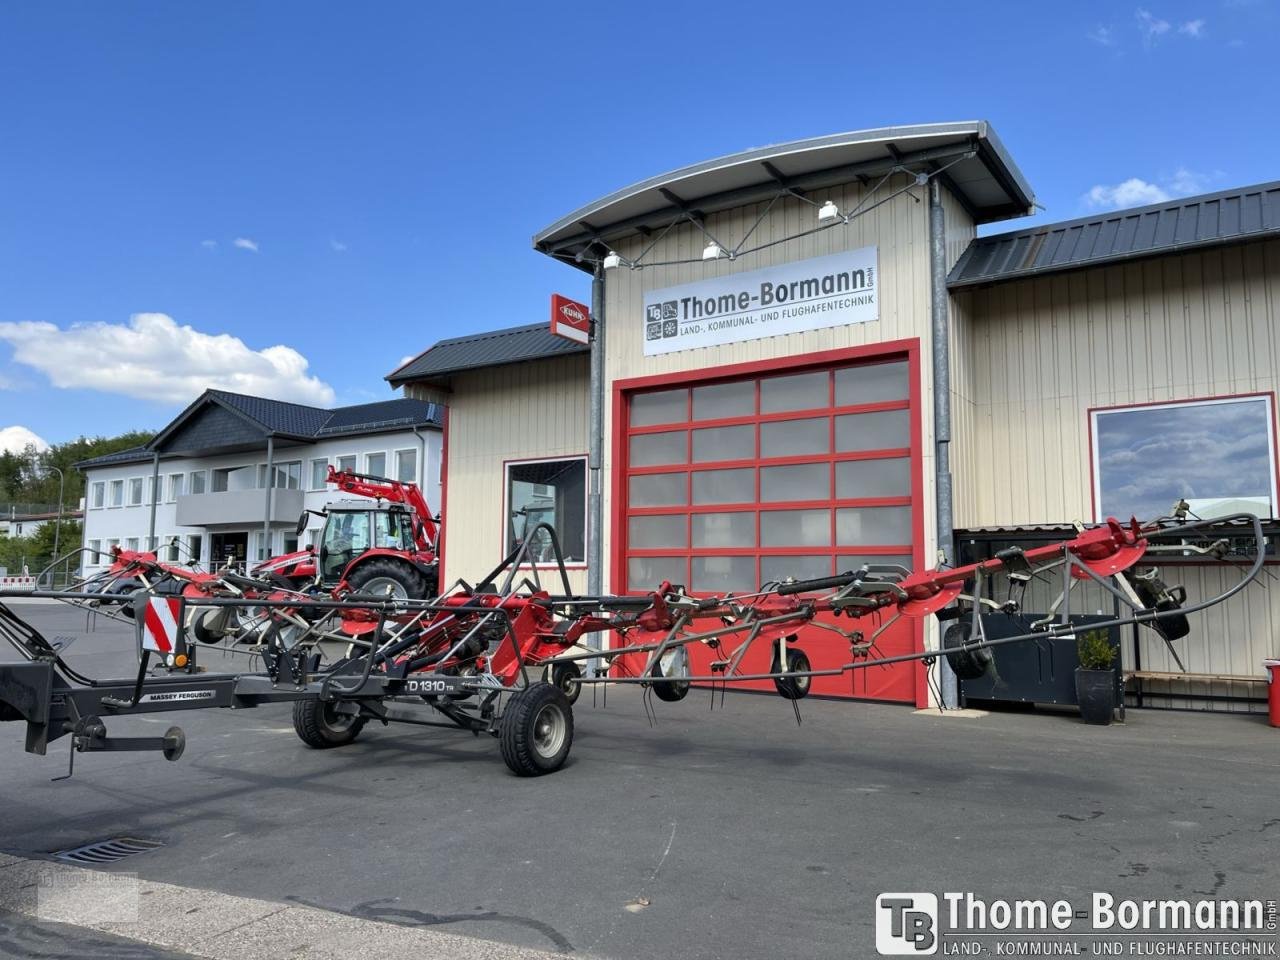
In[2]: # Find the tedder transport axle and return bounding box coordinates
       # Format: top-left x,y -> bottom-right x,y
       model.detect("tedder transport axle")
0,515 -> 1266,779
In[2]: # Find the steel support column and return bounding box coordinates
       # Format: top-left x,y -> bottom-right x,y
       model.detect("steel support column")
262,436 -> 275,567
588,267 -> 605,596
929,178 -> 958,709
147,453 -> 160,548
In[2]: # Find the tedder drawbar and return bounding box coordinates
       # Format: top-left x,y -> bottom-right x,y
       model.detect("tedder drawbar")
0,512 -> 1268,778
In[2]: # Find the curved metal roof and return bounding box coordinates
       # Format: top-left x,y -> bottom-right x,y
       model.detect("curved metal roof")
533,121 -> 1035,266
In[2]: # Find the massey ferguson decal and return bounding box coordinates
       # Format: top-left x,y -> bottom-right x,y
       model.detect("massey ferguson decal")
641,247 -> 878,356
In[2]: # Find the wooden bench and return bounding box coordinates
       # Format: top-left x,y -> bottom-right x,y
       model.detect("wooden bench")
1124,670 -> 1268,711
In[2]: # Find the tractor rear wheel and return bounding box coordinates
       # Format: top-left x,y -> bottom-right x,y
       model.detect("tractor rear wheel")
499,682 -> 573,776
292,699 -> 366,748
346,558 -> 428,600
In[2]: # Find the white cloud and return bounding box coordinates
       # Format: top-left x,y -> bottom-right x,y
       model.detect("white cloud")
1084,178 -> 1171,210
0,425 -> 49,455
201,239 -> 218,250
1179,18 -> 1206,36
1088,24 -> 1117,45
0,313 -> 335,407
1083,167 -> 1215,211
1136,7 -> 1172,42
330,239 -> 348,253
233,237 -> 259,253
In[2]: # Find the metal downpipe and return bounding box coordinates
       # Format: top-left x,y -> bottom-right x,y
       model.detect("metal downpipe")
929,178 -> 958,709
588,267 -> 605,597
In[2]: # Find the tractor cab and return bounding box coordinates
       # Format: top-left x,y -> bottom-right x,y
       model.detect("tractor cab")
316,501 -> 416,584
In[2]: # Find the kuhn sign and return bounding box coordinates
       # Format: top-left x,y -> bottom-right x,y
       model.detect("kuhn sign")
641,247 -> 878,356
550,294 -> 591,345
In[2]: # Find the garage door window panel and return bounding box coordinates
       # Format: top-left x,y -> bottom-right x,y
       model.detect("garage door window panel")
692,381 -> 754,421
692,424 -> 754,463
692,467 -> 755,505
760,417 -> 829,458
629,430 -> 687,467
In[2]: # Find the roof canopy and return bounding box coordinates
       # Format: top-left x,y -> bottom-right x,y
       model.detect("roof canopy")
533,121 -> 1035,268
949,180 -> 1280,289
386,323 -> 588,387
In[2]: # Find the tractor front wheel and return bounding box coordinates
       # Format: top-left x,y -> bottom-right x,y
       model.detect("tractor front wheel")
346,558 -> 428,600
499,682 -> 573,776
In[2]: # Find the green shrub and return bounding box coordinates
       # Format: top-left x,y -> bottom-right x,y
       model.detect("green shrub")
1077,629 -> 1115,670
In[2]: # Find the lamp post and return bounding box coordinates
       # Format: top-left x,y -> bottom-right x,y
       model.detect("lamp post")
49,465 -> 65,583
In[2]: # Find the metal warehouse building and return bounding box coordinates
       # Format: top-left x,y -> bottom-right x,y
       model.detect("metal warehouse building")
389,121 -> 1280,713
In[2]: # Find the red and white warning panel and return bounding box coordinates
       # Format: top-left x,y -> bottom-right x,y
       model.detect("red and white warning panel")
0,576 -> 35,592
550,293 -> 591,344
141,596 -> 185,655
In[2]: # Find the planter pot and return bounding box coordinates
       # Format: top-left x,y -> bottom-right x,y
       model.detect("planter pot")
1075,668 -> 1116,725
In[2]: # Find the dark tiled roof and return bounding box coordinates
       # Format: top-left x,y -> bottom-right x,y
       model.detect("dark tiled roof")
74,393 -> 442,469
74,445 -> 155,468
949,180 -> 1280,289
210,390 -> 332,437
317,398 -> 444,435
387,323 -> 588,385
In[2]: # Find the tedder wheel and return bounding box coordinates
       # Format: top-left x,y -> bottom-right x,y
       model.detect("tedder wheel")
292,699 -> 366,748
346,558 -> 428,600
772,646 -> 812,700
1123,571 -> 1191,642
942,622 -> 992,681
551,662 -> 582,705
649,645 -> 691,702
499,682 -> 573,776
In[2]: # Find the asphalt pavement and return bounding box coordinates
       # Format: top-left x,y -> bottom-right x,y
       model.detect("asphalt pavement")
0,601 -> 1277,959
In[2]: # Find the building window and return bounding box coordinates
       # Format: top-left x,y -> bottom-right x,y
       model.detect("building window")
87,539 -> 102,563
505,457 -> 587,563
396,448 -> 417,484
109,479 -> 124,507
337,454 -> 357,474
258,461 -> 302,489
310,458 -> 329,490
1091,395 -> 1279,522
90,482 -> 105,509
189,470 -> 207,494
166,538 -> 182,562
188,535 -> 203,564
366,452 -> 387,478
126,537 -> 139,552
128,478 -> 144,506
107,538 -> 120,553
167,474 -> 185,501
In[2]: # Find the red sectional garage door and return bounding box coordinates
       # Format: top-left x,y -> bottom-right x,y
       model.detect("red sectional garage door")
616,347 -> 923,703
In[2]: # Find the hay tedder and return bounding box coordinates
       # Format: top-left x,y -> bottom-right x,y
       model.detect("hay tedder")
0,512 -> 1266,778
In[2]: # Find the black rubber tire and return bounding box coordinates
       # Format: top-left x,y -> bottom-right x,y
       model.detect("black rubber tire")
111,580 -> 143,619
772,646 -> 812,700
1124,572 -> 1191,641
346,558 -> 428,600
190,609 -> 226,645
943,622 -> 992,680
292,699 -> 366,748
499,682 -> 573,776
552,662 -> 582,705
650,647 -> 690,702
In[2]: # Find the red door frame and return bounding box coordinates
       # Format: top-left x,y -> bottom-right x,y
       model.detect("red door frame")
610,337 -> 928,708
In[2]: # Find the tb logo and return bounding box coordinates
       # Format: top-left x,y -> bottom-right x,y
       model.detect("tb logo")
875,893 -> 937,955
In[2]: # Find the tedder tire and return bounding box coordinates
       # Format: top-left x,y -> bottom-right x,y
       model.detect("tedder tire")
551,662 -> 582,705
1124,571 -> 1191,642
942,622 -> 992,681
346,558 -> 428,600
292,699 -> 366,748
650,646 -> 691,702
499,682 -> 573,776
772,646 -> 812,700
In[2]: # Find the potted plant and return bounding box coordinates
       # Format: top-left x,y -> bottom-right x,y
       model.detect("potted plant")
1075,629 -> 1117,725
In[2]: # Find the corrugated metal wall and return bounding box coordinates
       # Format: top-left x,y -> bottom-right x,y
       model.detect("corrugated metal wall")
421,354 -> 591,593
952,238 -> 1280,701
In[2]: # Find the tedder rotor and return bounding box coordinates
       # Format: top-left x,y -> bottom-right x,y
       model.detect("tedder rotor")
0,512 -> 1267,780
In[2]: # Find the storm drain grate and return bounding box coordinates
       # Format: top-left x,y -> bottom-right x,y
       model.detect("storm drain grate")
52,837 -> 164,865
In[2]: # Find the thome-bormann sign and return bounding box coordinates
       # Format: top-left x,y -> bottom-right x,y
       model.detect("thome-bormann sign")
641,247 -> 878,357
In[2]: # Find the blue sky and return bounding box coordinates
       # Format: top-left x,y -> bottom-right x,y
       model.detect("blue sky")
0,0 -> 1275,450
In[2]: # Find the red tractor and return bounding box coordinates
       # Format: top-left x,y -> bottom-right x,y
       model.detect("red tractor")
253,466 -> 440,600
